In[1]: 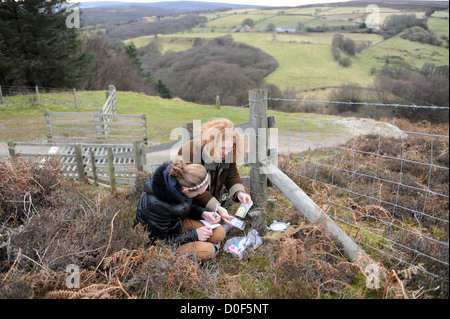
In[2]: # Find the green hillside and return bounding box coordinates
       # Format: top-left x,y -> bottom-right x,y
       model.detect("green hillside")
359,35 -> 449,69
124,4 -> 449,92
0,90 -> 344,143
127,32 -> 386,90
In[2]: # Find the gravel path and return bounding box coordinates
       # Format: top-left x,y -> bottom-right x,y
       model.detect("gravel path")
145,117 -> 405,164
0,117 -> 405,164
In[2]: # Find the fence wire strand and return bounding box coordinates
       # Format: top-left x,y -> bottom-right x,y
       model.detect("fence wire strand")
269,98 -> 448,285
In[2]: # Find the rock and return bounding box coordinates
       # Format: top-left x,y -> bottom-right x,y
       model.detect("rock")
264,225 -> 302,244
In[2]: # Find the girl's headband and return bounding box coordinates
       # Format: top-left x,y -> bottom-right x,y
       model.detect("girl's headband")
185,174 -> 209,191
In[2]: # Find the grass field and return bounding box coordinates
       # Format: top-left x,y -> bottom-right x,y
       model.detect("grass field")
127,31 -> 386,91
124,4 -> 448,93
201,6 -> 415,28
359,34 -> 449,68
428,15 -> 450,37
0,90 -> 345,143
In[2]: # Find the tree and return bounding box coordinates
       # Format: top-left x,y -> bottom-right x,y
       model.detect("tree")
374,63 -> 449,122
381,14 -> 427,39
124,42 -> 142,72
330,83 -> 363,113
266,23 -> 276,32
342,38 -> 356,56
144,36 -> 279,105
81,32 -> 157,95
241,18 -> 255,28
331,34 -> 355,67
155,79 -> 173,99
0,0 -> 92,87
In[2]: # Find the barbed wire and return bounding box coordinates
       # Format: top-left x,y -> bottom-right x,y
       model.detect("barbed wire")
249,97 -> 450,110
274,112 -> 449,284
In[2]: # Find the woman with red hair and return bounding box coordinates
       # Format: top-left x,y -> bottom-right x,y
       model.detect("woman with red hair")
178,118 -> 252,227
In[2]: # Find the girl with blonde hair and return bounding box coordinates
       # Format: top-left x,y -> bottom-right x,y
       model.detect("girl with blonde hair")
178,118 -> 252,227
135,156 -> 225,261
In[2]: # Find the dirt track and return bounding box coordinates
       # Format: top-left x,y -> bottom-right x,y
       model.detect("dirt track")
145,117 -> 405,165
0,117 -> 405,165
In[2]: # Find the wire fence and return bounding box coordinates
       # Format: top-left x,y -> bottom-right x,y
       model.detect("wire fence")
257,97 -> 449,289
0,85 -> 96,108
0,85 -> 72,97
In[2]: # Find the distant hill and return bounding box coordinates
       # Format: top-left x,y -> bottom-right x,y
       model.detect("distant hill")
79,1 -> 263,10
80,1 -> 265,26
140,1 -> 264,10
78,1 -> 133,8
81,6 -> 176,25
345,0 -> 449,10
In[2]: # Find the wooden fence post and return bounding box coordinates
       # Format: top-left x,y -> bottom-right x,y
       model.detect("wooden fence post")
107,147 -> 116,191
184,122 -> 194,140
141,114 -> 148,144
249,89 -> 268,210
0,85 -> 4,105
44,110 -> 53,142
215,95 -> 221,109
94,108 -> 105,138
267,115 -> 277,188
74,144 -> 86,181
110,85 -> 117,113
73,89 -> 78,109
133,141 -> 143,172
35,85 -> 40,105
7,141 -> 16,158
89,150 -> 98,186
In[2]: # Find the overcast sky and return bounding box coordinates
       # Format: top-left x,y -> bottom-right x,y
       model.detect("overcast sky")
72,0 -> 350,8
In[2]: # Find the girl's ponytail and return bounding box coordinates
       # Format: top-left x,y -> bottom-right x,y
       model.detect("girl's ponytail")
169,156 -> 207,190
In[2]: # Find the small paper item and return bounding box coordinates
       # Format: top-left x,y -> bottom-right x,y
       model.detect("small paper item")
199,220 -> 221,229
235,202 -> 252,218
230,218 -> 246,230
228,244 -> 244,255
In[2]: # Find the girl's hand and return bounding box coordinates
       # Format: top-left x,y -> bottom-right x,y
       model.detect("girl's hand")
217,206 -> 234,226
196,226 -> 213,241
201,211 -> 221,224
237,192 -> 252,204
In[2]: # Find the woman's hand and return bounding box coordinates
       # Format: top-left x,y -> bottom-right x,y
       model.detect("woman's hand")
201,211 -> 221,224
237,192 -> 252,204
217,206 -> 234,226
196,226 -> 213,241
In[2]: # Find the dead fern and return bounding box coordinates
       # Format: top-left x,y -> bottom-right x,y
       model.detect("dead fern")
102,247 -> 154,279
48,283 -> 122,299
277,237 -> 307,266
0,156 -> 62,226
397,263 -> 426,281
166,254 -> 202,292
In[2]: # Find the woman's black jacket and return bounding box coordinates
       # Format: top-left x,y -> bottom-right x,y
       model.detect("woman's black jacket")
135,162 -> 206,246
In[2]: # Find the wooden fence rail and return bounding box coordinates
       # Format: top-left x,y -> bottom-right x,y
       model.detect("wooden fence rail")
102,85 -> 118,129
41,85 -> 146,144
44,111 -> 147,143
261,158 -> 383,268
7,141 -> 140,191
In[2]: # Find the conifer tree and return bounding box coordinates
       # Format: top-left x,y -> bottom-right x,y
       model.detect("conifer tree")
0,0 -> 92,87
155,79 -> 173,99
